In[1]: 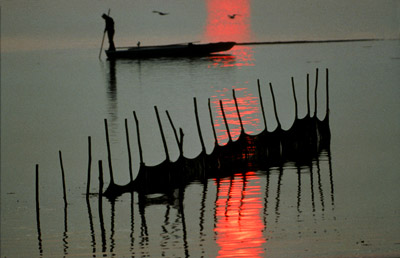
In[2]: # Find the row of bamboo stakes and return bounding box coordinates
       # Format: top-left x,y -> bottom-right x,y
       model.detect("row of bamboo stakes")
35,68 -> 330,243
35,69 -> 329,254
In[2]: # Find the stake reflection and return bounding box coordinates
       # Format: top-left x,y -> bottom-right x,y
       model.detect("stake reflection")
214,172 -> 265,257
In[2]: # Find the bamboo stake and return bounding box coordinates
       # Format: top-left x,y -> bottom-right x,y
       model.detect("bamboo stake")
306,74 -> 310,117
154,106 -> 170,161
194,98 -> 206,153
232,89 -> 244,132
36,164 -> 40,214
291,77 -> 298,120
269,83 -> 281,129
219,100 -> 232,142
104,119 -> 114,184
314,68 -> 319,118
166,110 -> 182,156
208,98 -> 218,146
257,79 -> 267,130
98,160 -> 104,197
326,68 -> 329,117
133,111 -> 144,166
86,136 -> 92,198
59,151 -> 67,206
125,119 -> 133,181
35,164 -> 43,255
179,128 -> 184,153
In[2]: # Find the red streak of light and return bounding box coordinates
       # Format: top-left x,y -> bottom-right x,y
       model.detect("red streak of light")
214,172 -> 266,257
211,88 -> 262,144
204,0 -> 255,68
205,0 -> 251,42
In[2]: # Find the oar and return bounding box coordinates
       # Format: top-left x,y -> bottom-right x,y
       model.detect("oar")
99,8 -> 111,59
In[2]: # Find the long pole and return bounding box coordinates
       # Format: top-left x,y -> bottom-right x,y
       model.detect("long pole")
194,98 -> 206,153
125,119 -> 133,181
133,111 -> 144,167
35,164 -> 43,255
257,79 -> 267,130
59,151 -> 67,206
104,119 -> 114,184
99,8 -> 111,59
154,106 -> 170,162
86,136 -> 92,199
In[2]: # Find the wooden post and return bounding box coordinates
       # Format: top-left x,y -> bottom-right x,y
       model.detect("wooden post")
36,164 -> 40,213
291,77 -> 298,120
257,79 -> 267,130
133,111 -> 144,166
35,164 -> 43,255
194,98 -> 206,153
104,119 -> 114,184
306,74 -> 310,117
326,68 -> 329,117
208,98 -> 218,145
154,106 -> 170,161
98,160 -> 104,197
59,151 -> 67,206
59,150 -> 69,256
86,136 -> 92,198
125,119 -> 133,181
179,128 -> 184,153
232,89 -> 244,132
166,110 -> 182,156
314,68 -> 319,118
219,100 -> 232,142
269,83 -> 281,129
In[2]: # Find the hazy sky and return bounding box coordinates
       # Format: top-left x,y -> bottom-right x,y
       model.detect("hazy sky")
2,0 -> 399,51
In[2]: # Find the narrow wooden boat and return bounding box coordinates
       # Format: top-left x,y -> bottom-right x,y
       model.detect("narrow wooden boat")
105,41 -> 236,59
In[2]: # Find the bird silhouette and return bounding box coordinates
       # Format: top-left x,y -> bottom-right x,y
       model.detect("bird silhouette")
153,10 -> 169,15
228,14 -> 240,19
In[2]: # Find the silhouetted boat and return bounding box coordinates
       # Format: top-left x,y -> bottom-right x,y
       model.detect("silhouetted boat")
105,41 -> 236,59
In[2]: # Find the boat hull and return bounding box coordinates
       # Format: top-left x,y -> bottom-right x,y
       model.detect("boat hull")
105,42 -> 236,59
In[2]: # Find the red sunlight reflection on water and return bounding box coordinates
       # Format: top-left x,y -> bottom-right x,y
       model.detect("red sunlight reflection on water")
214,171 -> 265,257
205,0 -> 254,68
208,46 -> 255,68
210,87 -> 262,144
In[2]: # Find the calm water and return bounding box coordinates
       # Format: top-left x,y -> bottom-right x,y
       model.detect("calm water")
2,1 -> 400,257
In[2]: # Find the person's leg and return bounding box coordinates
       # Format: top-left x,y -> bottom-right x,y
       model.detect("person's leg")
108,30 -> 116,51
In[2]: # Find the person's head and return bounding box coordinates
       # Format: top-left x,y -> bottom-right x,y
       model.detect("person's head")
102,13 -> 107,19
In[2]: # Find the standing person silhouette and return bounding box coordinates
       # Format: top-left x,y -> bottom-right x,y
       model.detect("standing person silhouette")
102,13 -> 116,51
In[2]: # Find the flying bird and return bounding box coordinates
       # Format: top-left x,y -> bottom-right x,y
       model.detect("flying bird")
228,14 -> 240,19
153,10 -> 169,15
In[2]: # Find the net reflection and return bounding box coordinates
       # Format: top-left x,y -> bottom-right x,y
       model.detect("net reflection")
214,172 -> 265,257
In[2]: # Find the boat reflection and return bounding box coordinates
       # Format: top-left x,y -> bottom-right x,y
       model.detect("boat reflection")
207,46 -> 255,68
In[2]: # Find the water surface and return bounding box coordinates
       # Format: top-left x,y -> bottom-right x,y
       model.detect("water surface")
1,1 -> 400,257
